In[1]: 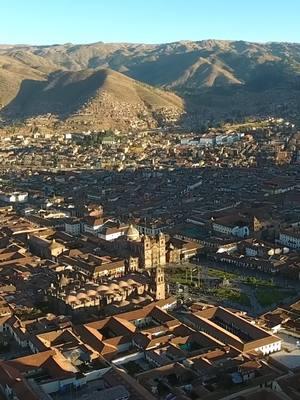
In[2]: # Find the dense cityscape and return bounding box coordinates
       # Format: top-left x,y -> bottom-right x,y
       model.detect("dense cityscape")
1,1 -> 300,399
0,113 -> 298,400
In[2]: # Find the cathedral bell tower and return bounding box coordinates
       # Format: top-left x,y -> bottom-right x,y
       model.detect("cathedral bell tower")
155,266 -> 166,300
158,232 -> 166,266
143,235 -> 152,269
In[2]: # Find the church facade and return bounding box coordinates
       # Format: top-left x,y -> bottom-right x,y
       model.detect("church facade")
100,224 -> 167,271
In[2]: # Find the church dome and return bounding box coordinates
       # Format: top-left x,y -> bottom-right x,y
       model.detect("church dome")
87,289 -> 97,297
97,285 -> 109,293
108,282 -> 120,290
77,292 -> 88,300
126,224 -> 140,241
66,295 -> 77,304
118,280 -> 129,288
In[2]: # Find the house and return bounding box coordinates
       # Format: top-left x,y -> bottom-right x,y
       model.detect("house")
64,219 -> 82,236
0,191 -> 28,203
83,217 -> 105,235
212,215 -> 250,238
185,306 -> 281,355
98,220 -> 128,241
278,228 -> 300,250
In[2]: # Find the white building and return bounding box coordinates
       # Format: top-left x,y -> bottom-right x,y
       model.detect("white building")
199,136 -> 216,147
256,340 -> 281,356
65,220 -> 82,236
98,226 -> 125,241
212,222 -> 250,238
83,219 -> 104,235
278,230 -> 300,250
0,191 -> 28,203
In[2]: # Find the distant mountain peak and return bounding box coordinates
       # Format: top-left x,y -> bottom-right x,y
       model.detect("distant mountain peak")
1,40 -> 300,129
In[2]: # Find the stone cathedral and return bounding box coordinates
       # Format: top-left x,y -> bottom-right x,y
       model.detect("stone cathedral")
103,224 -> 167,271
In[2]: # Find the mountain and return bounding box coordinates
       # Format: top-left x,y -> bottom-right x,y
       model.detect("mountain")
1,68 -> 184,131
1,40 -> 300,128
3,40 -> 300,89
0,52 -> 58,107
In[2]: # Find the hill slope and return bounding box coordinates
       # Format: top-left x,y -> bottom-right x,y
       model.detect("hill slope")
0,53 -> 57,107
2,68 -> 184,131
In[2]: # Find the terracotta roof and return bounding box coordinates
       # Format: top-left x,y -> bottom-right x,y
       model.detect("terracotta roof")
0,363 -> 40,400
6,348 -> 76,377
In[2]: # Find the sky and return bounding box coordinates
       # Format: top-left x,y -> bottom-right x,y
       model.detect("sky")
1,0 -> 300,45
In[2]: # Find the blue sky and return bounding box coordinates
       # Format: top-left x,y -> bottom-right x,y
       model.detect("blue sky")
1,0 -> 300,45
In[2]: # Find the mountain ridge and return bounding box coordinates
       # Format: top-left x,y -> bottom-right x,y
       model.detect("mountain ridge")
1,39 -> 300,129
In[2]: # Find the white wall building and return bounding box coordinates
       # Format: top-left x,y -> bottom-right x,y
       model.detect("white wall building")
0,191 -> 28,203
199,136 -> 216,147
278,230 -> 300,250
83,221 -> 104,235
212,222 -> 250,238
98,229 -> 124,241
256,340 -> 281,356
65,220 -> 82,236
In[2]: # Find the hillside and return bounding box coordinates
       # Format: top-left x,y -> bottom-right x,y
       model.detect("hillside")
2,68 -> 184,131
1,40 -> 300,128
0,53 -> 57,107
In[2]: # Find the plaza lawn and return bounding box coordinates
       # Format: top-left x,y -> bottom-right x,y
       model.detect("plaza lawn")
207,268 -> 239,281
167,266 -> 239,286
256,288 -> 297,307
210,287 -> 251,307
244,276 -> 275,288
